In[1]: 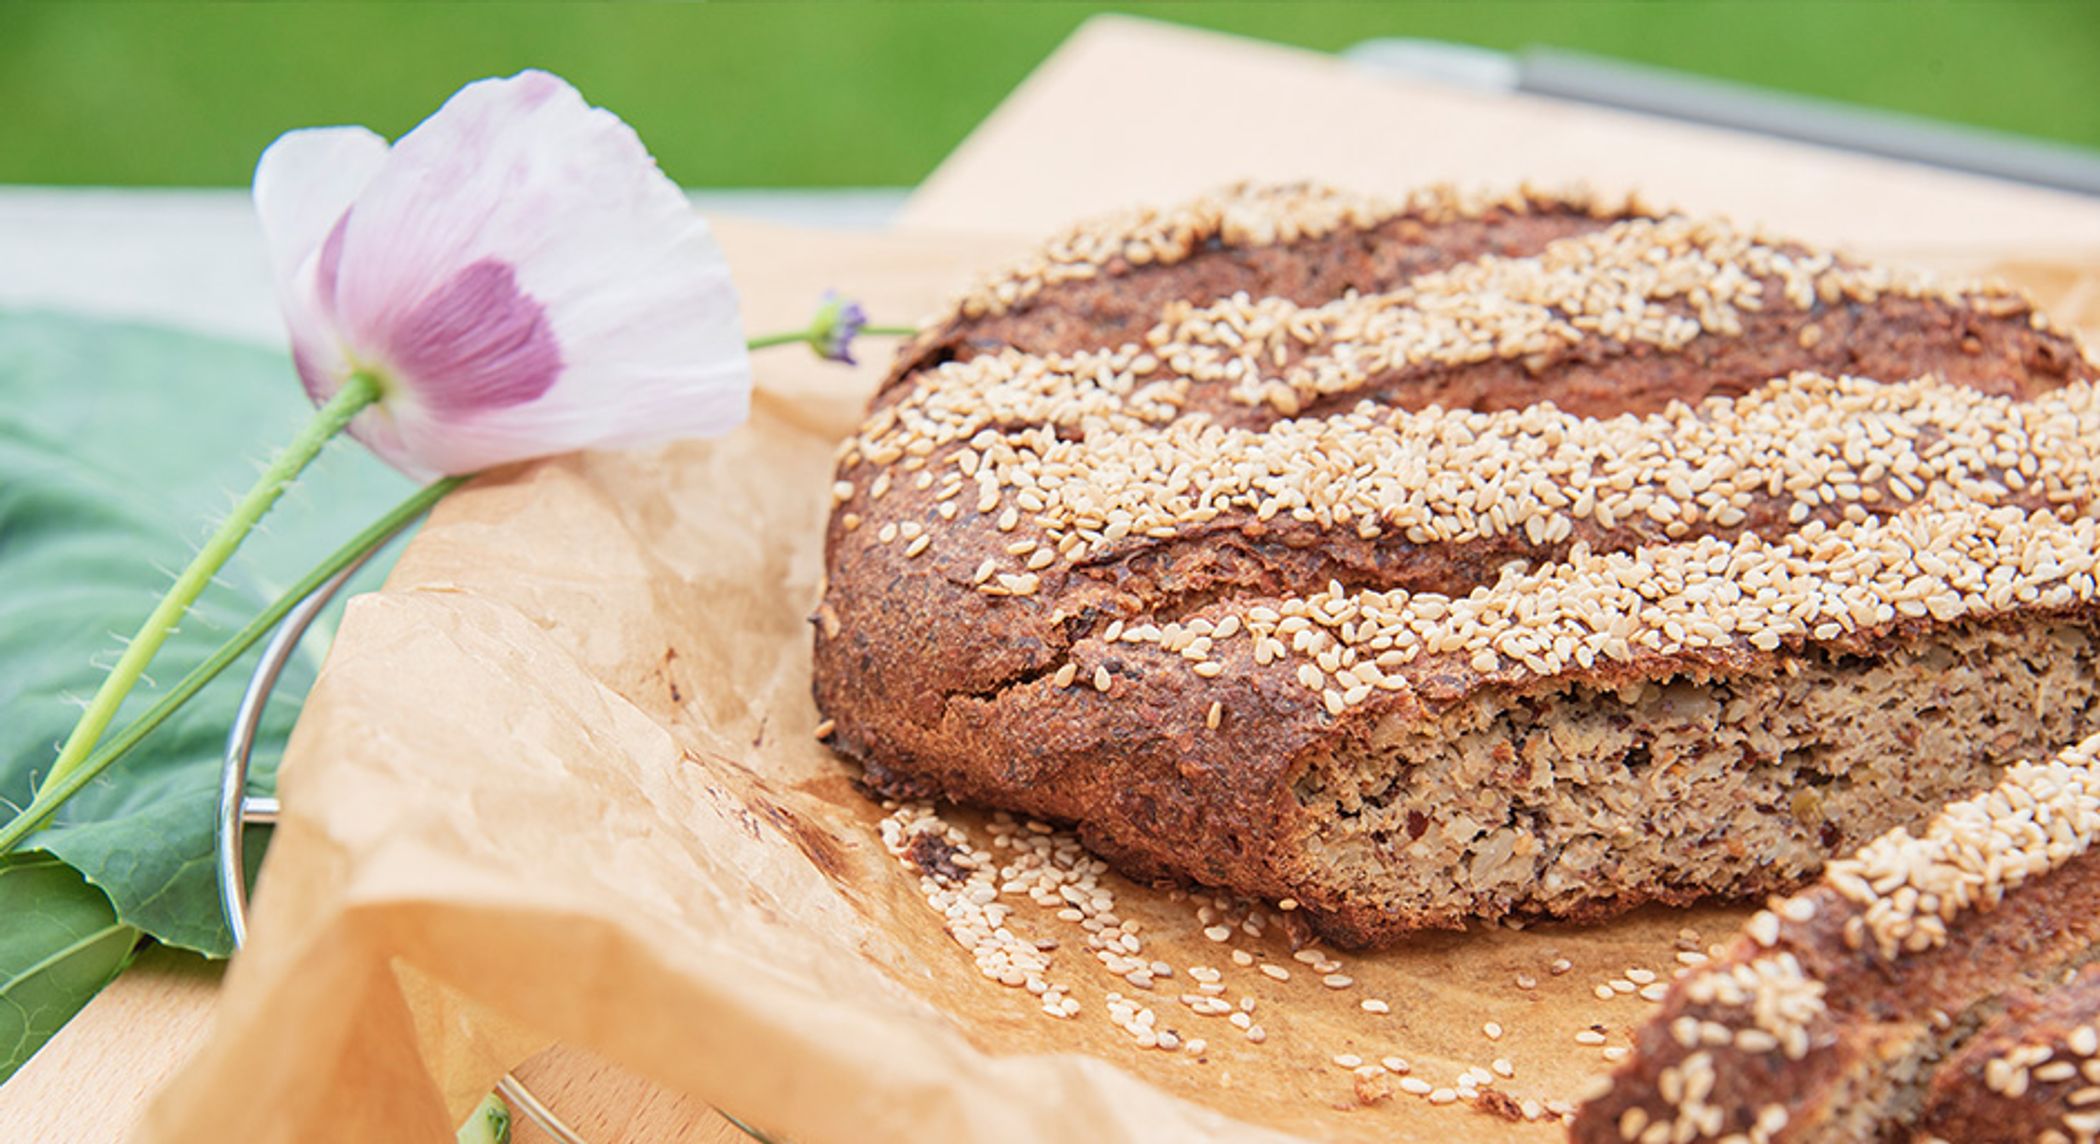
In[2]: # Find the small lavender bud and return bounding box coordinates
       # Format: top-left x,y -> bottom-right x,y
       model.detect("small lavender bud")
808,290 -> 870,365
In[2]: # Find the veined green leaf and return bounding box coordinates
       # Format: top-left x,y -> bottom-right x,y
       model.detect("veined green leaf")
0,310 -> 408,956
0,853 -> 137,1084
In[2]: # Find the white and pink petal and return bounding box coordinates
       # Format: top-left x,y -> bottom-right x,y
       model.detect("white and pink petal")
252,69 -> 750,478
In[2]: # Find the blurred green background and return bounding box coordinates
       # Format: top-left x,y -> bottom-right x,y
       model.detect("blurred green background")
4,1 -> 2098,188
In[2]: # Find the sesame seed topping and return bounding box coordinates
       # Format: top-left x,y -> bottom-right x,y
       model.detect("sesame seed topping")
940,182 -> 1631,321
1676,951 -> 1829,1062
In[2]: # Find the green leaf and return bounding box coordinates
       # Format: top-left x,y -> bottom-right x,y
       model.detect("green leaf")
0,309 -> 409,956
0,853 -> 137,1084
0,308 -> 413,602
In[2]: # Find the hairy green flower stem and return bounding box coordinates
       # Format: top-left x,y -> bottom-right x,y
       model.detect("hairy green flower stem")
744,324 -> 915,350
0,322 -> 906,861
0,475 -> 464,855
15,373 -> 381,828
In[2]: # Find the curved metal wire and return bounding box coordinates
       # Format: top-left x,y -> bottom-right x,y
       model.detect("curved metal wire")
215,530 -> 592,1144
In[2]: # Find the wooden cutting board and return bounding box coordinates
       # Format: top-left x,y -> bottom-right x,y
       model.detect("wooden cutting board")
0,949 -> 747,1143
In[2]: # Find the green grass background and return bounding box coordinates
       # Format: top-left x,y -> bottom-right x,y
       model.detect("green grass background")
3,1 -> 2098,189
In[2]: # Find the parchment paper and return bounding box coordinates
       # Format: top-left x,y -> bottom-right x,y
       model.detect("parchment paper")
140,19 -> 2100,1144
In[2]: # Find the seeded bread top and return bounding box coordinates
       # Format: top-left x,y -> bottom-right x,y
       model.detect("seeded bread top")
885,182 -> 1642,391
947,182 -> 1630,322
828,194 -> 2094,717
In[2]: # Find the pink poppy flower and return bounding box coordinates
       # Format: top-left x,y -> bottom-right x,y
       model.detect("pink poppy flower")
252,70 -> 749,478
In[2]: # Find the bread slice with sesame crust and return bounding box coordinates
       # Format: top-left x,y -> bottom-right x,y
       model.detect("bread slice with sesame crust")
812,184 -> 2099,948
1570,734 -> 2100,1144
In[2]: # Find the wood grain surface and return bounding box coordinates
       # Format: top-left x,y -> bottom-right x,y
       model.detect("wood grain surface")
0,949 -> 753,1143
0,948 -> 222,1144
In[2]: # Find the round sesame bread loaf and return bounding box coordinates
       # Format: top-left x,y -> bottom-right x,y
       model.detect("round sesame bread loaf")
1571,733 -> 2100,1144
811,182 -> 2100,948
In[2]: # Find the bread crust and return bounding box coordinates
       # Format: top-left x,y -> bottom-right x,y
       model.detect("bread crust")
812,184 -> 2099,947
1915,964 -> 2100,1144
